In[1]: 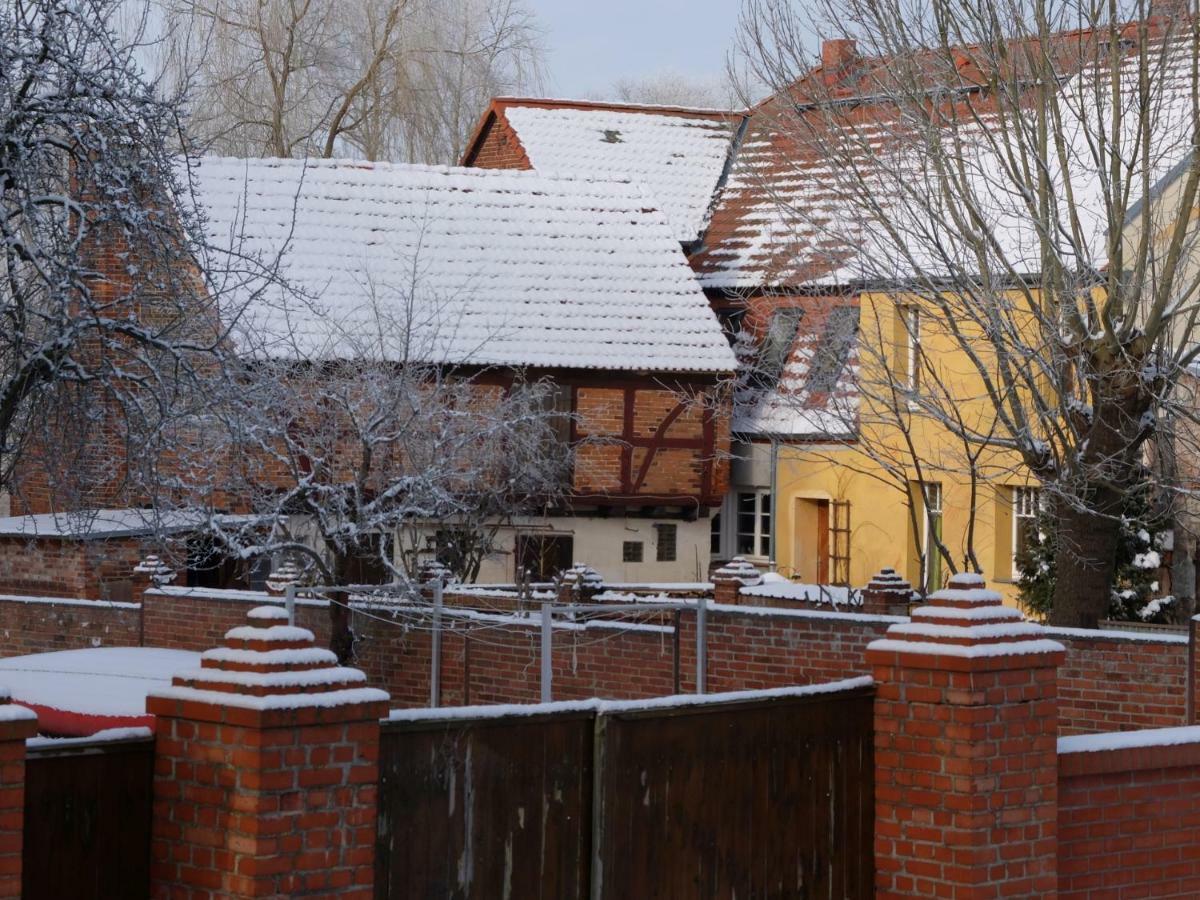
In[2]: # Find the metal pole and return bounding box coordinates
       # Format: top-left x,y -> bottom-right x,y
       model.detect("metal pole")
431,581 -> 443,709
540,600 -> 553,702
769,437 -> 779,569
696,593 -> 707,694
285,584 -> 296,627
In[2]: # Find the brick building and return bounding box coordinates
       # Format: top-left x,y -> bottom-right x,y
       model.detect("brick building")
460,95 -> 865,579
184,158 -> 736,583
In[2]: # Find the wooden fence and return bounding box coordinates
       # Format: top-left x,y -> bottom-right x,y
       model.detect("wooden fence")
22,733 -> 155,900
375,679 -> 875,899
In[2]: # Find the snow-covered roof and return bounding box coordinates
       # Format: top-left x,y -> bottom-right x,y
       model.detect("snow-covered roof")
0,508 -> 207,539
490,101 -> 739,243
693,37 -> 1198,290
732,303 -> 860,440
192,157 -> 736,374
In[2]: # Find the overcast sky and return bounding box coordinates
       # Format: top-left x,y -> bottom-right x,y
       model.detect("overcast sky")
529,0 -> 745,100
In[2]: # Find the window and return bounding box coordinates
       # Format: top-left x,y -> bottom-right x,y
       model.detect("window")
755,308 -> 805,386
805,306 -> 858,393
736,490 -> 772,559
655,523 -> 677,562
897,305 -> 921,391
623,540 -> 644,563
1013,487 -> 1040,576
516,534 -> 574,581
920,482 -> 943,593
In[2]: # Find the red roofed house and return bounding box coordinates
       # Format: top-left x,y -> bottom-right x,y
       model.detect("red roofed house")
461,95 -> 861,581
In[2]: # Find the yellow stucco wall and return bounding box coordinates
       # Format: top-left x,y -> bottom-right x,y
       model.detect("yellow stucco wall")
766,289 -> 1038,603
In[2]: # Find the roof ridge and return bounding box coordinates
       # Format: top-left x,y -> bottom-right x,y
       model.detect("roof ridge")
491,96 -> 746,118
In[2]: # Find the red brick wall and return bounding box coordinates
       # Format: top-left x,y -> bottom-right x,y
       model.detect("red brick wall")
1058,739 -> 1200,897
0,586 -> 1190,739
0,536 -> 144,601
1052,629 -> 1189,735
0,596 -> 141,657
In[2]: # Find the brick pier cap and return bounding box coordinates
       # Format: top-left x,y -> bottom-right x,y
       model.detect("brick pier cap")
866,571 -> 1065,671
147,605 -> 390,724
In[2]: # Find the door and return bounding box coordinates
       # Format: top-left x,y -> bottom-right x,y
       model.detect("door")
515,534 -> 574,582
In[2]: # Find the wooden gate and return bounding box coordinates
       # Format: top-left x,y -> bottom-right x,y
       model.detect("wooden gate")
375,681 -> 875,899
22,734 -> 155,900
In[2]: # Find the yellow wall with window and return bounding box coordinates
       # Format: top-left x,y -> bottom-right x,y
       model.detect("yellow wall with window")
766,289 -> 1041,603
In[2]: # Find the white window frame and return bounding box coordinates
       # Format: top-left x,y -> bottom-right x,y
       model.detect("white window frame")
1012,486 -> 1040,578
904,306 -> 921,392
734,489 -> 772,561
920,482 -> 943,592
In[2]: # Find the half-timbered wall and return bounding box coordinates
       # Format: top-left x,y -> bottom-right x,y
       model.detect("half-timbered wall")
572,381 -> 727,508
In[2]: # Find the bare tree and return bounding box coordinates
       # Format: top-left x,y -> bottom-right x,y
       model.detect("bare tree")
0,0 -> 250,513
153,276 -> 571,663
611,71 -> 734,109
168,0 -> 544,162
736,0 -> 1200,625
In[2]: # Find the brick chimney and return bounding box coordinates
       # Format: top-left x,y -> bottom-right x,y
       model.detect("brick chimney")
822,38 -> 858,83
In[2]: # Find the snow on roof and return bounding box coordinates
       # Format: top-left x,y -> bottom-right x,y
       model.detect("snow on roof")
192,157 -> 736,374
0,508 -> 206,539
693,38 -> 1198,290
0,648 -> 199,718
496,102 -> 738,242
732,303 -> 859,439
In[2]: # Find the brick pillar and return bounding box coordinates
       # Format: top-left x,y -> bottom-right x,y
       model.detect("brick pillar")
146,605 -> 389,899
131,554 -> 175,605
861,568 -> 915,616
1191,614 -> 1200,723
0,694 -> 35,899
711,557 -> 762,605
867,571 -> 1064,898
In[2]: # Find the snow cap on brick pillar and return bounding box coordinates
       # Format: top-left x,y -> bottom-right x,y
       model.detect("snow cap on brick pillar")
712,557 -> 762,605
866,572 -> 1065,898
0,690 -> 37,899
146,605 -> 389,899
131,553 -> 175,603
860,568 -> 916,616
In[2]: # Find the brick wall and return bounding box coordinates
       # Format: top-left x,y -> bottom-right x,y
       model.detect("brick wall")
1058,737 -> 1200,897
0,585 -> 1192,738
1052,628 -> 1190,735
0,536 -> 144,601
462,111 -> 533,169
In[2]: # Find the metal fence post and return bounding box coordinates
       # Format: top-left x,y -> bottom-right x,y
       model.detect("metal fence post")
285,584 -> 296,627
541,600 -> 552,702
696,593 -> 707,694
431,580 -> 443,709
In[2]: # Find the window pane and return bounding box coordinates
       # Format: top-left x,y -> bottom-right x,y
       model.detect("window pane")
710,514 -> 722,556
736,534 -> 755,555
760,493 -> 771,515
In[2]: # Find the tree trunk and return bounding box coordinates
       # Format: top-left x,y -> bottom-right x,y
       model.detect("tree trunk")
1049,493 -> 1123,628
329,553 -> 355,664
